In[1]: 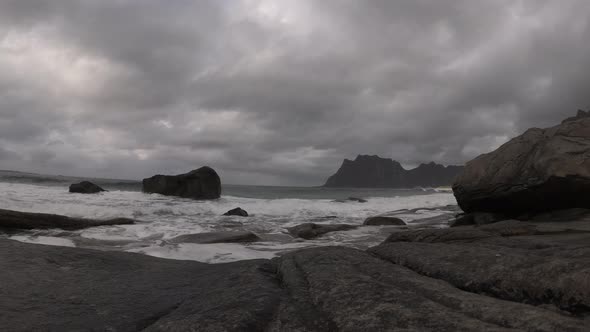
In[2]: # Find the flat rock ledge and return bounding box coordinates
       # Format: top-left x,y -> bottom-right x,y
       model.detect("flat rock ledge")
0,208 -> 134,230
1,216 -> 589,331
287,223 -> 358,239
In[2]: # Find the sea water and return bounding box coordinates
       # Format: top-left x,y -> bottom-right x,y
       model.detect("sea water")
0,170 -> 458,263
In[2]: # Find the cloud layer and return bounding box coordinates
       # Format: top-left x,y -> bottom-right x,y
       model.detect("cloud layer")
1,0 -> 589,185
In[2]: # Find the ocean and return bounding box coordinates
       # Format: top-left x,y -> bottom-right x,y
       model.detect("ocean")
0,170 -> 459,263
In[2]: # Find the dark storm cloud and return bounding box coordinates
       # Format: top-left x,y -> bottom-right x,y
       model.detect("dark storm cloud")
0,0 -> 589,185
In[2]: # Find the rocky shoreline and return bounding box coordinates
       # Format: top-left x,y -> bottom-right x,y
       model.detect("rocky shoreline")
1,212 -> 588,331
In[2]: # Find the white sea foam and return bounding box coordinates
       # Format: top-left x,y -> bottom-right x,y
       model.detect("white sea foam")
0,181 -> 458,262
9,235 -> 76,247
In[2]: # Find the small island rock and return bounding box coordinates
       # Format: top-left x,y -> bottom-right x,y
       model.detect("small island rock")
223,207 -> 248,217
69,181 -> 105,194
142,166 -> 221,200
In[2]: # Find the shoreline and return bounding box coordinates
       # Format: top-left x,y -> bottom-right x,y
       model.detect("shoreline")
1,211 -> 588,330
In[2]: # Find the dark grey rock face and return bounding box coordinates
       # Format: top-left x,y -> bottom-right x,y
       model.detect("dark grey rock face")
169,231 -> 260,244
2,229 -> 588,331
363,215 -> 406,226
287,223 -> 358,239
142,166 -> 221,200
223,207 -> 248,217
372,219 -> 590,315
451,212 -> 505,227
69,181 -> 105,193
453,112 -> 590,216
324,155 -> 463,188
0,208 -> 134,230
0,239 -> 282,332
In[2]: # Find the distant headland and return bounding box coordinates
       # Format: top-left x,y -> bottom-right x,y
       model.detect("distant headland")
323,155 -> 464,188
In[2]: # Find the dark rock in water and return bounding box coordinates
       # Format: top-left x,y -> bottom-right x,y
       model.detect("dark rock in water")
453,112 -> 590,216
347,196 -> 367,203
0,208 -> 135,230
223,207 -> 248,217
287,223 -> 358,239
69,181 -> 105,194
324,154 -> 463,188
451,212 -> 505,227
142,166 -> 221,200
1,215 -> 589,331
169,231 -> 260,244
363,216 -> 406,226
332,197 -> 367,203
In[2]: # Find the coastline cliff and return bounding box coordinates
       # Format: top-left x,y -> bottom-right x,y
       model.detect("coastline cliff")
324,155 -> 464,188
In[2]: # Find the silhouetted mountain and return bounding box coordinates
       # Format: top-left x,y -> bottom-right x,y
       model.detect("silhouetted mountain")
324,155 -> 464,188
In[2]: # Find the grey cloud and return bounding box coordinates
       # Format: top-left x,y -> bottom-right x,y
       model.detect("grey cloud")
0,0 -> 589,185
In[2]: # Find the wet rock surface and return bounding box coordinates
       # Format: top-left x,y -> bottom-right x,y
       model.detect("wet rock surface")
286,223 -> 358,239
169,231 -> 260,244
0,208 -> 135,230
1,225 -> 589,331
1,209 -> 589,331
223,207 -> 249,217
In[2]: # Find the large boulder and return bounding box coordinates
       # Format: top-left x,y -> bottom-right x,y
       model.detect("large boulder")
142,166 -> 221,200
453,111 -> 590,216
69,181 -> 105,194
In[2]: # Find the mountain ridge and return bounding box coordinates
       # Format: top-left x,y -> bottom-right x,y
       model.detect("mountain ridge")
324,155 -> 464,188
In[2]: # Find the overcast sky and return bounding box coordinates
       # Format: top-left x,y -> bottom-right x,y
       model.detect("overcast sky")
0,0 -> 589,185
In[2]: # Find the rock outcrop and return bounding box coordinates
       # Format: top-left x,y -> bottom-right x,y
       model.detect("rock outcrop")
0,208 -> 135,230
142,166 -> 221,200
453,112 -> 590,216
371,218 -> 590,315
169,231 -> 260,244
287,223 -> 358,239
2,218 -> 589,331
69,181 -> 105,194
363,215 -> 406,226
450,212 -> 505,227
324,155 -> 463,188
223,207 -> 248,217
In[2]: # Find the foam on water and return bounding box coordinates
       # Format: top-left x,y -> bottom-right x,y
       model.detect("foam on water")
0,181 -> 458,263
8,235 -> 76,247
